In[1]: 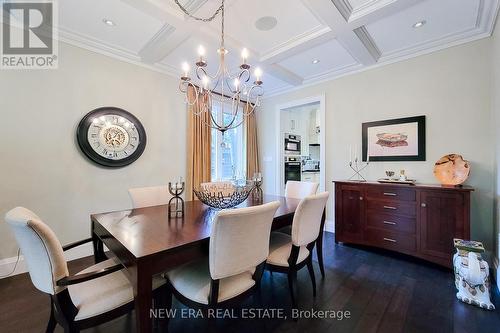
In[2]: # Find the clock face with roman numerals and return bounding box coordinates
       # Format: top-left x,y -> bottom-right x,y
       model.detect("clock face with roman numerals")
77,107 -> 146,167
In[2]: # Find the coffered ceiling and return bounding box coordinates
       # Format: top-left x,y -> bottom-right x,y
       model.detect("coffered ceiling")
8,0 -> 500,96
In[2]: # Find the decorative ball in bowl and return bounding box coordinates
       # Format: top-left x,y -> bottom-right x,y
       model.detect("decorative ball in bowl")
193,181 -> 255,209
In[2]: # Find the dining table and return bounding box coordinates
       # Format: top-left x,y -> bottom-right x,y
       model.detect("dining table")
90,194 -> 326,333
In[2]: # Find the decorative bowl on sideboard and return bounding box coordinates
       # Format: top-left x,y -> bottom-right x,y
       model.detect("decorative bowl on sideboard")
433,154 -> 470,186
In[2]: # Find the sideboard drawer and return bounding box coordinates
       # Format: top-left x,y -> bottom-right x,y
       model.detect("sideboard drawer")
366,187 -> 416,202
365,228 -> 416,253
366,200 -> 416,217
366,212 -> 416,234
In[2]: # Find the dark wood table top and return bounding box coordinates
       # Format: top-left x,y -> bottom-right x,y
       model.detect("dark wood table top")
91,195 -> 300,259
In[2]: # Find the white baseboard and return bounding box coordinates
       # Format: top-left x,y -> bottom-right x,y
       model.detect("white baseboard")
325,219 -> 334,233
0,242 -> 95,279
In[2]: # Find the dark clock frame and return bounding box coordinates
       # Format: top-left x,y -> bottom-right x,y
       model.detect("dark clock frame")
76,107 -> 147,168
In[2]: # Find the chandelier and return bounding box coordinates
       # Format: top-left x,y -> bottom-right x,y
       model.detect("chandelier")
175,0 -> 264,133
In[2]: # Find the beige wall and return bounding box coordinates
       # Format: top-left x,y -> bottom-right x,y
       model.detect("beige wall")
258,39 -> 495,252
0,43 -> 186,260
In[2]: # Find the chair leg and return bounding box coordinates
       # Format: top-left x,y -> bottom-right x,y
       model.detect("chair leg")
316,238 -> 325,279
306,257 -> 317,297
45,300 -> 57,333
206,307 -> 217,333
64,326 -> 79,333
155,285 -> 172,331
287,270 -> 298,309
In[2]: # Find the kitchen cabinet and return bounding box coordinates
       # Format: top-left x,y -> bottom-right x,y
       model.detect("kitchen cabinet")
302,172 -> 320,183
334,181 -> 473,267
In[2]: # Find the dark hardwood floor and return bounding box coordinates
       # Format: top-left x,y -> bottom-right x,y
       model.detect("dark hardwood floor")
1,232 -> 499,333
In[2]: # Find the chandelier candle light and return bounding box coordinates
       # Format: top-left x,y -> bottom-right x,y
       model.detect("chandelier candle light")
176,0 -> 264,133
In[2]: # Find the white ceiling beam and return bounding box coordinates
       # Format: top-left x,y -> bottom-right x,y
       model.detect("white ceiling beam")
346,0 -> 424,29
302,0 -> 378,65
301,0 -> 425,65
263,64 -> 304,86
260,27 -> 335,64
123,0 -> 256,64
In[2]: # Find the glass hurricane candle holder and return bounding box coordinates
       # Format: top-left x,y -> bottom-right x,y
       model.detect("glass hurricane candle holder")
252,173 -> 263,201
168,180 -> 185,218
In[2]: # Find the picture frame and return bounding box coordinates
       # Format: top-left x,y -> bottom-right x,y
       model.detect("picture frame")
362,116 -> 426,162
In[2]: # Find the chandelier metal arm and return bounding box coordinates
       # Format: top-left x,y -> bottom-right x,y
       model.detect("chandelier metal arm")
176,0 -> 263,133
174,0 -> 224,23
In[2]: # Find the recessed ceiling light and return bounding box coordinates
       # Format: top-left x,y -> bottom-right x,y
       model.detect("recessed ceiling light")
312,59 -> 320,64
413,20 -> 426,29
103,18 -> 116,27
255,16 -> 278,31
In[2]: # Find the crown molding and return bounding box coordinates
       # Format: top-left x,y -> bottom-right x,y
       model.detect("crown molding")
264,0 -> 499,98
264,29 -> 495,98
377,0 -> 499,62
57,27 -> 179,78
53,0 -> 498,100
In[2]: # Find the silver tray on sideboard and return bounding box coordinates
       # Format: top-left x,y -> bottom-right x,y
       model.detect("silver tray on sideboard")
377,178 -> 417,185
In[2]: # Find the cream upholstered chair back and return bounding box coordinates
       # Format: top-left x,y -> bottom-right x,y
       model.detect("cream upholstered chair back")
4,207 -> 69,295
209,201 -> 280,280
291,192 -> 329,246
128,185 -> 170,208
285,181 -> 319,199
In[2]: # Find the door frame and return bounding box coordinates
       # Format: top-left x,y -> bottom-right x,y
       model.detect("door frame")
275,94 -> 326,195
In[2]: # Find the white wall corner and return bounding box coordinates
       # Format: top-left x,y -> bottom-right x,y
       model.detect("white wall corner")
325,219 -> 335,233
0,242 -> 95,279
494,256 -> 500,290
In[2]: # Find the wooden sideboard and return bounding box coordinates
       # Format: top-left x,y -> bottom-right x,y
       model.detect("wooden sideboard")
334,180 -> 473,267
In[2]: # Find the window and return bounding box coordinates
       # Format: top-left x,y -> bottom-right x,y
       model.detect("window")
211,101 -> 246,181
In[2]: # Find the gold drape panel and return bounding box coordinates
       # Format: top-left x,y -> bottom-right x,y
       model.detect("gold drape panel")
186,86 -> 212,200
245,104 -> 260,179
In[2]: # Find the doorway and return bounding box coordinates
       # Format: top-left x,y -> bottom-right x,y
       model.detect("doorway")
275,95 -> 326,195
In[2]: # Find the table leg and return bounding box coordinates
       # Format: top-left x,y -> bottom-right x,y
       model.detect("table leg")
133,263 -> 153,333
316,209 -> 326,279
91,220 -> 106,264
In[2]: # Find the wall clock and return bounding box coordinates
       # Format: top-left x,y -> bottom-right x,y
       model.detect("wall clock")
77,107 -> 146,168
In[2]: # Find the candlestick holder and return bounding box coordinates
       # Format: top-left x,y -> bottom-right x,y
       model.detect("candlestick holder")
168,182 -> 185,218
349,158 -> 369,182
252,176 -> 263,202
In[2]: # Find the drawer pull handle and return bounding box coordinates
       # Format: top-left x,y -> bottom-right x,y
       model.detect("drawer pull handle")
383,205 -> 397,210
383,237 -> 397,243
383,192 -> 397,196
359,197 -> 364,201
383,221 -> 397,225
421,203 -> 427,208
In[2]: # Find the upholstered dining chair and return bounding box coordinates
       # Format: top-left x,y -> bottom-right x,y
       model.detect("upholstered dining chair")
4,207 -> 166,333
266,192 -> 329,309
285,180 -> 319,199
164,201 -> 281,327
128,185 -> 170,208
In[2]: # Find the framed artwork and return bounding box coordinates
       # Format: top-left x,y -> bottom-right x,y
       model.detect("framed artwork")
362,116 -> 426,162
